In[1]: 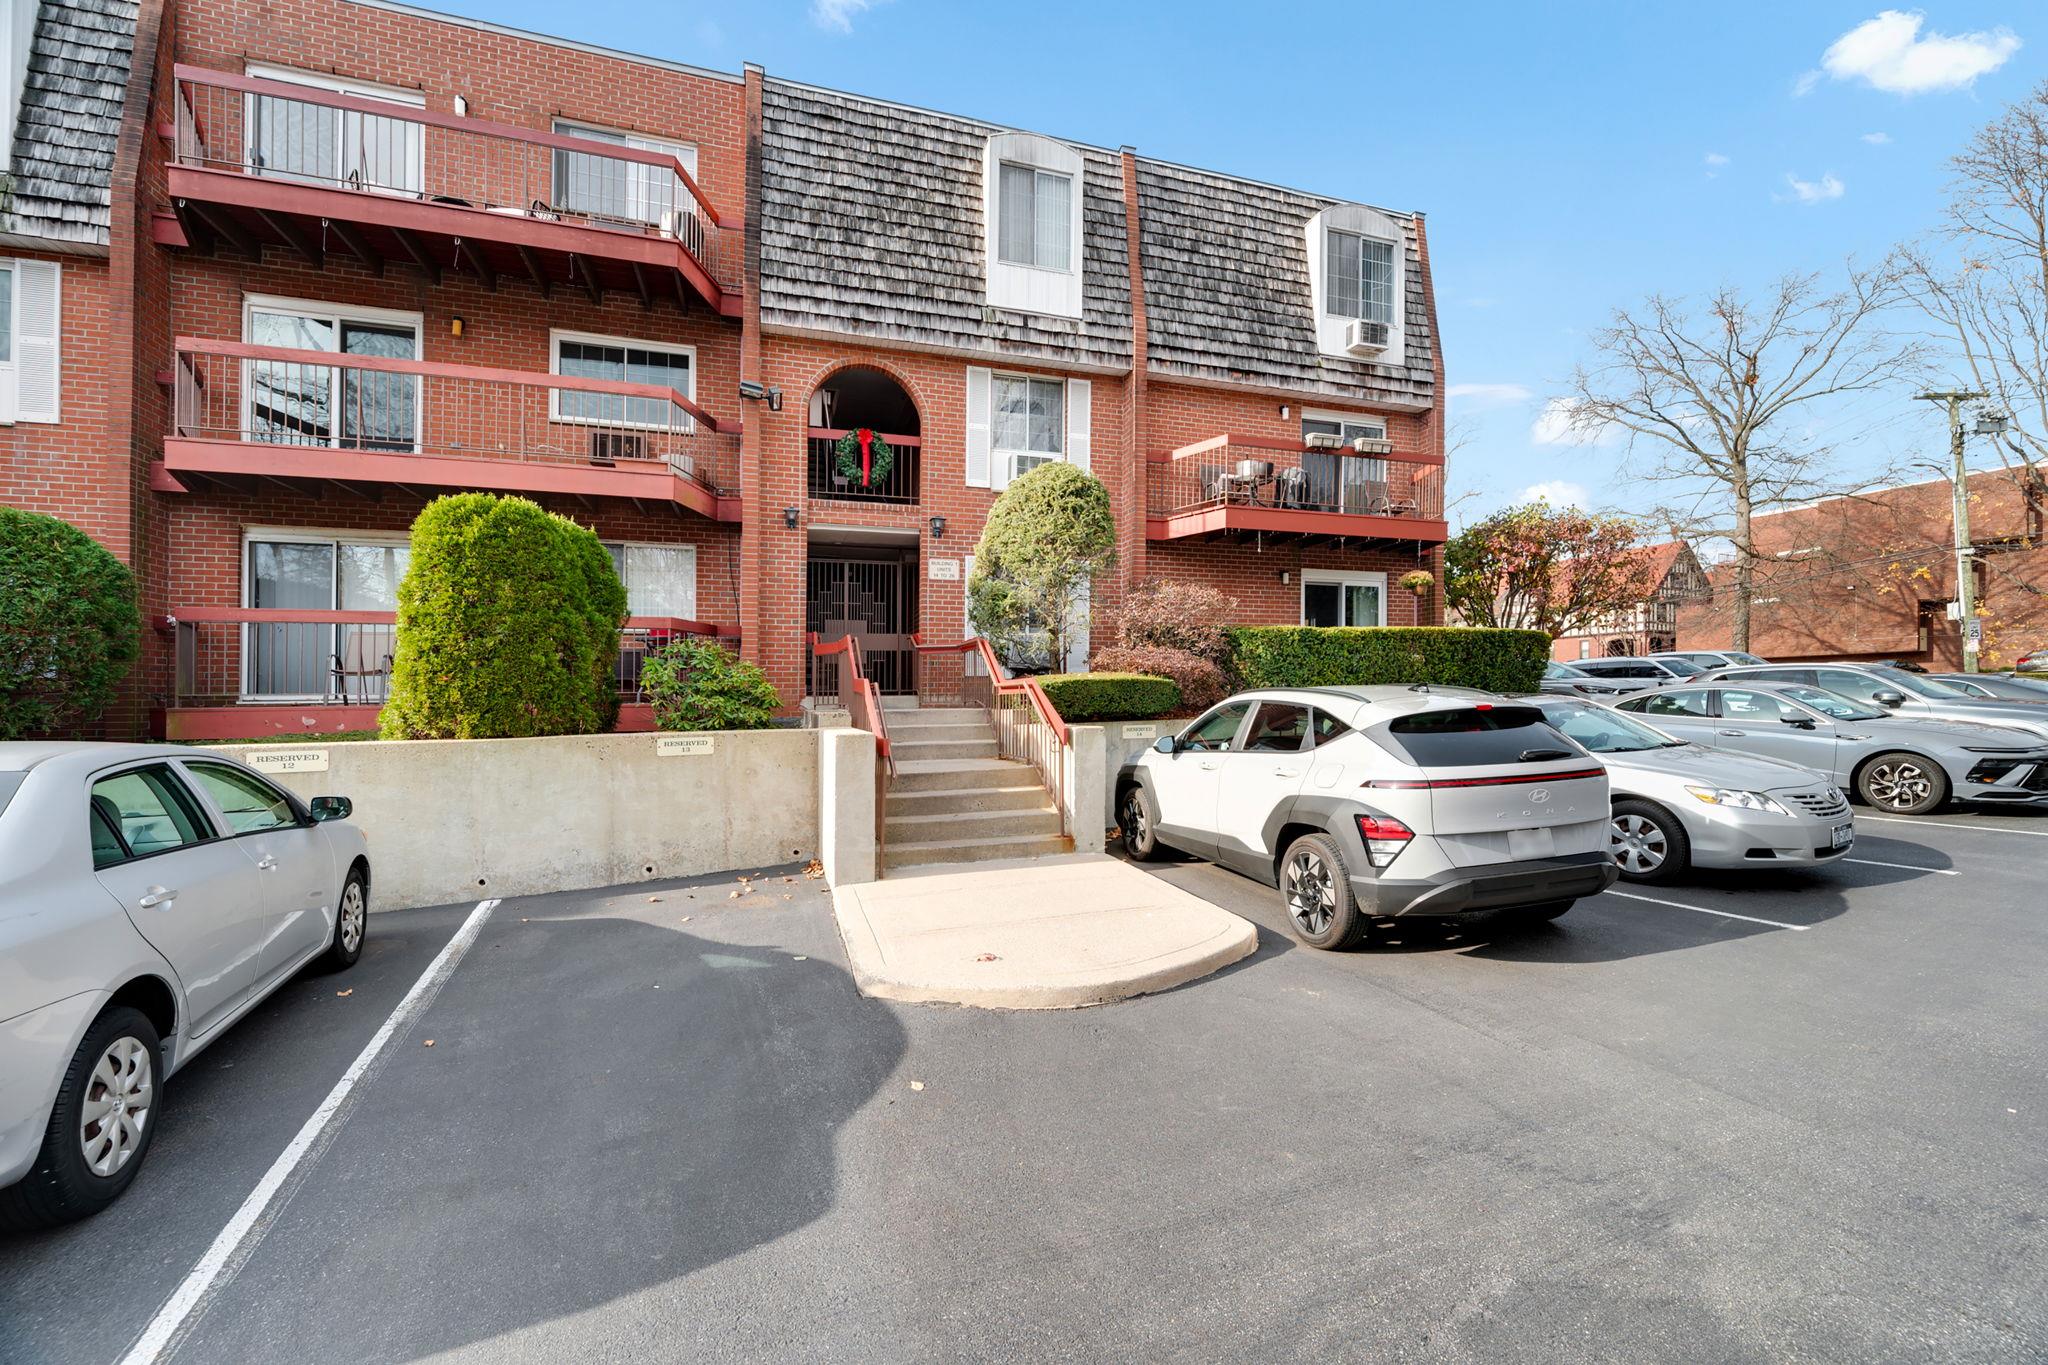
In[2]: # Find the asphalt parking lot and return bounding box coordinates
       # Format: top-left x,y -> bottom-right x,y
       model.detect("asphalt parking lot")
2,810 -> 2044,1363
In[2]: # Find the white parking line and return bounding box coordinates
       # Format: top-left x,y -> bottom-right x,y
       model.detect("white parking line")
120,897 -> 501,1365
1601,889 -> 1810,931
1859,814 -> 2048,837
1843,857 -> 1959,876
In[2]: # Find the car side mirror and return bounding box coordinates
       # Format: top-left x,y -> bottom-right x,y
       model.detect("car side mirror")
308,795 -> 352,823
1872,690 -> 1906,708
1781,717 -> 1817,730
1152,736 -> 1178,755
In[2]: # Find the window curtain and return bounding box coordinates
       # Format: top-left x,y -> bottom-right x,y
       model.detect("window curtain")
1033,170 -> 1071,270
998,163 -> 1036,264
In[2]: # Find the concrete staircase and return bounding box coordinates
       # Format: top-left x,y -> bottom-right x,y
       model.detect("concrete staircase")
883,705 -> 1070,871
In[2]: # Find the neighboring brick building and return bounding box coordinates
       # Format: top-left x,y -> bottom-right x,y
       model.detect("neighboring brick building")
1677,465 -> 2048,671
6,0 -> 1449,738
1550,542 -> 1710,662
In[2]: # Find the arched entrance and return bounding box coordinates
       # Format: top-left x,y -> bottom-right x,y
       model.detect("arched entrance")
806,366 -> 921,504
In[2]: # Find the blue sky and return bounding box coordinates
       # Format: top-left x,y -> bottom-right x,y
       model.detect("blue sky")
437,0 -> 2039,525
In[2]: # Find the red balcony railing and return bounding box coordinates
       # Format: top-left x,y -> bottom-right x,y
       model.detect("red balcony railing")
170,337 -> 739,498
805,428 -> 921,504
1148,436 -> 1446,531
169,65 -> 737,299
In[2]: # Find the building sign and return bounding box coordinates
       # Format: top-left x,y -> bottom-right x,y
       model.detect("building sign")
1123,723 -> 1158,740
656,734 -> 715,757
243,749 -> 330,774
927,557 -> 960,581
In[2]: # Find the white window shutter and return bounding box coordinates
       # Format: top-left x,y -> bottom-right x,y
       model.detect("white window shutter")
965,366 -> 992,488
1066,377 -> 1091,472
13,260 -> 60,424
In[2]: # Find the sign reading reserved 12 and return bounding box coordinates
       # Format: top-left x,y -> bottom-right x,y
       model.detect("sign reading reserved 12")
243,749 -> 330,774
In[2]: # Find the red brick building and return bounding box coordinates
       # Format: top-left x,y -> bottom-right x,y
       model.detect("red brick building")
4,0 -> 1449,739
1677,465 -> 2048,670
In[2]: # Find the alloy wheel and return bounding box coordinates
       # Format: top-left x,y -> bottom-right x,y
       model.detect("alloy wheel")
1122,793 -> 1147,848
1866,761 -> 1933,812
79,1037 -> 153,1179
1285,849 -> 1336,936
339,880 -> 366,955
1610,813 -> 1668,875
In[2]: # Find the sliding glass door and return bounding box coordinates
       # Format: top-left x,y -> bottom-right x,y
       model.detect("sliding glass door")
245,303 -> 421,453
244,536 -> 409,701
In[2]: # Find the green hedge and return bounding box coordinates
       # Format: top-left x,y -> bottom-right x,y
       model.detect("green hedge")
0,506 -> 140,739
1039,671 -> 1182,722
1225,627 -> 1550,694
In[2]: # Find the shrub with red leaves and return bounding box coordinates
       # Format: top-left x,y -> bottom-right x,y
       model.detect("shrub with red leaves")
1088,645 -> 1227,713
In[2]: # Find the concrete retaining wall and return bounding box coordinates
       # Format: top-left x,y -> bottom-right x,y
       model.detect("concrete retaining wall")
217,729 -> 820,911
1091,718 -> 1198,828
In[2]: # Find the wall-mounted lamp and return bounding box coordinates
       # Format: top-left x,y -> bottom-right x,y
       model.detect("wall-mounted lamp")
1279,404 -> 1291,420
739,379 -> 785,412
928,515 -> 947,539
1278,570 -> 1291,585
453,95 -> 468,117
449,316 -> 465,338
782,507 -> 800,531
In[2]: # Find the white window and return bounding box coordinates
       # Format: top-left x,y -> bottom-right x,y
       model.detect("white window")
552,120 -> 698,230
1304,204 -> 1406,366
242,296 -> 422,451
982,132 -> 1084,318
1301,570 -> 1386,629
244,64 -> 425,195
0,257 -> 60,424
550,330 -> 695,431
994,374 -> 1063,480
241,529 -> 409,701
605,542 -> 697,619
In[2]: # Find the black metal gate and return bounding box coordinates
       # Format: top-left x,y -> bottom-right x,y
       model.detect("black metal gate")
807,552 -> 916,695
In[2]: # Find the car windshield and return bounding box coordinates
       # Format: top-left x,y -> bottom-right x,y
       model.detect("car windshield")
1884,670 -> 1970,698
1777,685 -> 1884,720
1542,703 -> 1683,753
1656,656 -> 1707,676
1725,652 -> 1767,665
1545,662 -> 1587,679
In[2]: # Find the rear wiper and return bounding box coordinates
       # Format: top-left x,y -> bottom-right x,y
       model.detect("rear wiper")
1519,748 -> 1575,762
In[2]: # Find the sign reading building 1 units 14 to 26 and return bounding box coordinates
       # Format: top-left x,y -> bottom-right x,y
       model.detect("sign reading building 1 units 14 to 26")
656,734 -> 716,757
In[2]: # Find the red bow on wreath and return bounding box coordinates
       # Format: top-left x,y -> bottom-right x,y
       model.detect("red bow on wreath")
833,428 -> 896,487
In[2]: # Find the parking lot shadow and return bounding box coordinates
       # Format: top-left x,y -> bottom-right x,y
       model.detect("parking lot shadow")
1450,872 -> 1853,964
189,899 -> 909,1362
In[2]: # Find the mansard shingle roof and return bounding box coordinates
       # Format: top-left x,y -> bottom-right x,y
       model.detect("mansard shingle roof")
2,0 -> 137,250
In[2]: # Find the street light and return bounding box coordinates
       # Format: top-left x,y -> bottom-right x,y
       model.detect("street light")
1917,390 -> 1992,672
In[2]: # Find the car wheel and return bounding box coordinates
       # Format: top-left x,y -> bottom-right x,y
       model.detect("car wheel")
322,866 -> 369,971
1609,799 -> 1690,884
0,1006 -> 161,1231
1119,786 -> 1163,862
1856,752 -> 1950,816
1280,832 -> 1368,951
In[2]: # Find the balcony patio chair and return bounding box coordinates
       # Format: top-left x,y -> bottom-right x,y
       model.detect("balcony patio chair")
331,631 -> 394,705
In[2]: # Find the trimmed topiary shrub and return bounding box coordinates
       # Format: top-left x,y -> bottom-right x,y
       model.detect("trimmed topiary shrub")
381,494 -> 627,739
642,637 -> 781,731
0,507 -> 140,739
1088,645 -> 1228,713
970,461 -> 1117,668
1226,626 -> 1550,694
1039,671 -> 1181,722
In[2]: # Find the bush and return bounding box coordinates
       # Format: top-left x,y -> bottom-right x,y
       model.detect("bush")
381,494 -> 627,739
1100,579 -> 1236,666
1226,626 -> 1550,694
642,637 -> 781,731
0,507 -> 140,739
971,462 -> 1117,668
1039,671 -> 1181,722
1088,645 -> 1228,713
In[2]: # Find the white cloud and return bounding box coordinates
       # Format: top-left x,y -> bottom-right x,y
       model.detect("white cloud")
1781,171 -> 1846,204
1446,382 -> 1534,409
1703,151 -> 1730,179
1862,130 -> 1892,144
1793,69 -> 1825,97
811,0 -> 883,32
1530,399 -> 1619,447
1518,480 -> 1591,510
1815,10 -> 2021,95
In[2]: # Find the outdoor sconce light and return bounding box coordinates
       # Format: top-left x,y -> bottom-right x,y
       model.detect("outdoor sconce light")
1278,570 -> 1291,585
449,316 -> 465,338
1279,404 -> 1291,420
929,515 -> 946,538
783,507 -> 800,530
739,380 -> 785,412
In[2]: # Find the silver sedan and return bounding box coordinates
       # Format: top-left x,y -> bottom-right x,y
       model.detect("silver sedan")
1,743 -> 370,1229
1530,697 -> 1854,882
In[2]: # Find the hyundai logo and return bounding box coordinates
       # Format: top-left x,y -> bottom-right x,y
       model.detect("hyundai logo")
1529,788 -> 1552,804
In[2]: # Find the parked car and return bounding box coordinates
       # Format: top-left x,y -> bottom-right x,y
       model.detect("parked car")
1609,682 -> 2048,814
1697,662 -> 2048,744
1569,656 -> 1706,685
0,744 -> 369,1229
1528,696 -> 1852,882
1541,660 -> 1654,698
1651,650 -> 1769,670
1116,688 -> 1619,950
1932,673 -> 2048,704
2016,648 -> 2045,674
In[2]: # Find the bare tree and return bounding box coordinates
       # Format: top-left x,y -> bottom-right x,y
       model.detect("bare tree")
1553,269 -> 1921,651
1899,78 -> 2048,524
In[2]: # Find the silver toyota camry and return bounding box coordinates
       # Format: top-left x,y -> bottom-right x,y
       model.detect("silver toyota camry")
0,743 -> 370,1229
1528,696 -> 1854,882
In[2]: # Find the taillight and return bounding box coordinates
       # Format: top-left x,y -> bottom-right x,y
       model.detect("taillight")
1354,814 -> 1414,868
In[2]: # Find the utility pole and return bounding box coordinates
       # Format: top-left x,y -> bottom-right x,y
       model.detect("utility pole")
1918,390 -> 1984,673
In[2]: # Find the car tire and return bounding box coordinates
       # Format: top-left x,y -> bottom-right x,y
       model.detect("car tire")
0,1006 -> 162,1231
1609,799 -> 1690,884
1855,752 -> 1950,816
321,865 -> 369,971
1279,832 -> 1368,951
1119,786 -> 1164,862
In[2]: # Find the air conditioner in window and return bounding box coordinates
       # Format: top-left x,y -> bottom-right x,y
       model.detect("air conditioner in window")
1350,436 -> 1394,456
1303,432 -> 1344,450
1343,319 -> 1390,356
589,430 -> 648,465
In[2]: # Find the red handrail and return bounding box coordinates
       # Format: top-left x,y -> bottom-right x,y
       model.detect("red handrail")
810,632 -> 893,770
162,606 -> 735,634
910,634 -> 1068,744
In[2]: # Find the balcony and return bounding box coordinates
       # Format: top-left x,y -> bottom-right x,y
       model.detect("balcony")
1146,435 -> 1448,544
805,428 -> 921,504
158,65 -> 739,316
159,337 -> 740,519
160,608 -> 737,740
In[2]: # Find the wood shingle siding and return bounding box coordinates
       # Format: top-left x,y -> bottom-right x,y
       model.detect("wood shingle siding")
3,0 -> 136,250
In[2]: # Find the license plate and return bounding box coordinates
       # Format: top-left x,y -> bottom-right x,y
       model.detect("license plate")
1831,823 -> 1854,849
1508,826 -> 1556,860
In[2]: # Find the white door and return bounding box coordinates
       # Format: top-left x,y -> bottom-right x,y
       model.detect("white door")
1149,701 -> 1250,858
1213,701 -> 1313,870
179,761 -> 335,977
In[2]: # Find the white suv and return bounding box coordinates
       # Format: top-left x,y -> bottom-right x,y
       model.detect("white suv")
1117,687 -> 1620,949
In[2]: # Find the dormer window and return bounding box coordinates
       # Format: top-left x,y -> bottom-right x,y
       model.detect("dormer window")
983,132 -> 1084,318
1306,204 -> 1406,366
1324,229 -> 1395,328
